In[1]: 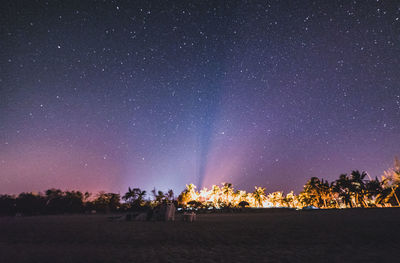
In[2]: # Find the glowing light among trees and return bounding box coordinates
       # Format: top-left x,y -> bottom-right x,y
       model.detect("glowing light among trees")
177,159 -> 400,209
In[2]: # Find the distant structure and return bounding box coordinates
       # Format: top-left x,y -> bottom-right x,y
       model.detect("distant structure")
165,203 -> 175,221
151,202 -> 175,221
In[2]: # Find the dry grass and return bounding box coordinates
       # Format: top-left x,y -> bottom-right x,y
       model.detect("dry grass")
0,208 -> 399,262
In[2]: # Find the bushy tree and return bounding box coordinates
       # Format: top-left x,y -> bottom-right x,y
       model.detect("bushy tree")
16,192 -> 46,215
0,195 -> 16,215
91,192 -> 121,213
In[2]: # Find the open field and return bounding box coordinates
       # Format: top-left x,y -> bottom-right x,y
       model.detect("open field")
1,208 -> 399,263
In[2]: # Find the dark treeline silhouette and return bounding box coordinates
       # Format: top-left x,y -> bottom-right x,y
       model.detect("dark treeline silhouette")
0,187 -> 175,216
1,158 -> 399,215
298,170 -> 400,208
0,189 -> 119,216
295,159 -> 400,208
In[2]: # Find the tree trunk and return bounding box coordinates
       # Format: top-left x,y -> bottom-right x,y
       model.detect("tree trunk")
392,186 -> 400,206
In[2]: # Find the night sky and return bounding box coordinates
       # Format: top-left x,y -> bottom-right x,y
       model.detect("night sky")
1,0 -> 400,195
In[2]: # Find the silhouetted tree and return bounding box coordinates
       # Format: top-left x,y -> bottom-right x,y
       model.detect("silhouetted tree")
16,192 -> 46,215
92,192 -> 121,213
122,187 -> 146,211
349,170 -> 368,207
166,189 -> 174,202
333,174 -> 354,208
64,191 -> 85,213
365,177 -> 384,206
43,189 -> 85,214
381,157 -> 400,206
0,195 -> 16,215
45,188 -> 63,214
301,177 -> 331,208
151,188 -> 166,206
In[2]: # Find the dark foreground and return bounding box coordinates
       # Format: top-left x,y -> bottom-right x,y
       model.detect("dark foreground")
1,208 -> 399,263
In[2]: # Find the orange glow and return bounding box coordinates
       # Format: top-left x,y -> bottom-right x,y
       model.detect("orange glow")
179,183 -> 305,209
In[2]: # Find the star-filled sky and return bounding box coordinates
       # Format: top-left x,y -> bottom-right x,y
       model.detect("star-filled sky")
1,0 -> 400,195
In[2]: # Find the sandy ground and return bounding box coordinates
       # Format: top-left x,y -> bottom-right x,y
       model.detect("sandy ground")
0,208 -> 399,263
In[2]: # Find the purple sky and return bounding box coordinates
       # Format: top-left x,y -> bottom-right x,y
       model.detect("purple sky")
1,0 -> 400,195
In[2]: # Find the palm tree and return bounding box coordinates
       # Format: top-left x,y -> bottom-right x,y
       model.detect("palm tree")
210,185 -> 221,207
123,187 -> 146,205
381,158 -> 400,206
301,177 -> 323,207
166,189 -> 174,202
283,191 -> 297,208
319,179 -> 333,208
252,186 -> 266,207
123,187 -> 135,203
221,183 -> 234,207
138,190 -> 146,202
267,191 -> 284,207
178,184 -> 197,206
328,181 -> 340,208
185,184 -> 197,201
349,170 -> 368,207
365,177 -> 384,206
297,191 -> 314,208
151,188 -> 165,205
333,174 -> 354,208
238,190 -> 248,202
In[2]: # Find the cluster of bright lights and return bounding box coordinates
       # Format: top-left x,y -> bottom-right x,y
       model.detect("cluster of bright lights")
179,183 -> 300,209
179,167 -> 400,209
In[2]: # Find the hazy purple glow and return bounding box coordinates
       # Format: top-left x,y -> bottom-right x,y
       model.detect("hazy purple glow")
1,1 -> 399,194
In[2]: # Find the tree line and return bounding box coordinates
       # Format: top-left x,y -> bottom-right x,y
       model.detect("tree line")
1,158 -> 399,215
177,159 -> 400,209
0,187 -> 174,216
